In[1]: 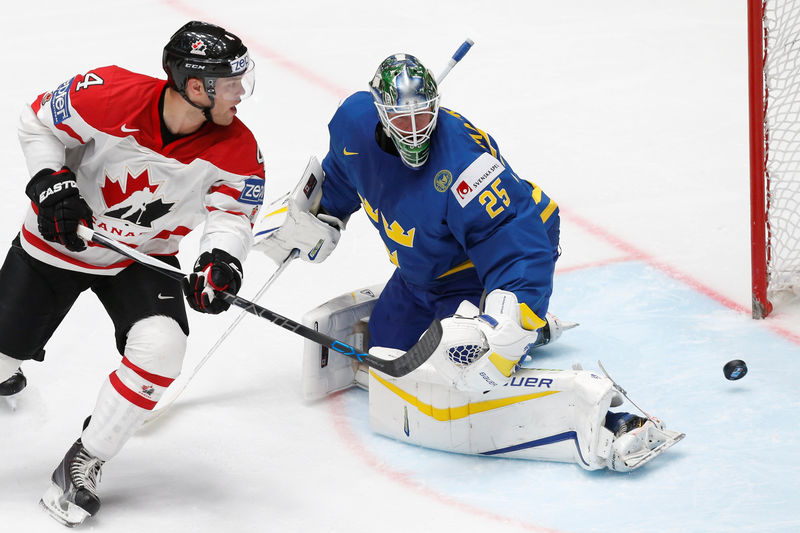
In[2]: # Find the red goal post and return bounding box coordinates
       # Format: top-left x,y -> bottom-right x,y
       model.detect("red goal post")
748,0 -> 800,318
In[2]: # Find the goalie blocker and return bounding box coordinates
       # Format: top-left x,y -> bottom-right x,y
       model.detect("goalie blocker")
301,286 -> 684,472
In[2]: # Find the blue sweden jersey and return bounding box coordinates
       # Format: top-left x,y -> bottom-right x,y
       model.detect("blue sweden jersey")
321,91 -> 559,342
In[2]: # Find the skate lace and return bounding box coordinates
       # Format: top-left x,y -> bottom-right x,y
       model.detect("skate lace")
70,448 -> 104,493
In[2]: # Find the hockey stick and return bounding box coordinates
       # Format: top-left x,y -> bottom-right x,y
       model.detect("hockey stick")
143,249 -> 298,426
76,226 -> 442,377
436,38 -> 474,84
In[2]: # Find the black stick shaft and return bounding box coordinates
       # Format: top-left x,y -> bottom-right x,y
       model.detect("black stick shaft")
80,226 -> 440,377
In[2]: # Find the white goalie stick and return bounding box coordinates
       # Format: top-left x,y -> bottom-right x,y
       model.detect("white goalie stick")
76,225 -> 442,378
142,249 -> 298,426
437,38 -> 474,84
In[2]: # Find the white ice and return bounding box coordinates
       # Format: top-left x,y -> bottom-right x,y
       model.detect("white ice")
1,1 -> 799,532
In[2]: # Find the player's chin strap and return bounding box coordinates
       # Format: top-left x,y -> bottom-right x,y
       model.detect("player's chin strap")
75,225 -> 442,378
178,88 -> 214,122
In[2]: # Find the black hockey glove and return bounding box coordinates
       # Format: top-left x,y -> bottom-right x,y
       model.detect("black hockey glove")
25,167 -> 93,252
181,249 -> 243,314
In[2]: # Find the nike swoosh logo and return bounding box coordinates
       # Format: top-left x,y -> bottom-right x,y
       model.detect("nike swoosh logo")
343,147 -> 358,156
157,293 -> 175,300
121,124 -> 139,133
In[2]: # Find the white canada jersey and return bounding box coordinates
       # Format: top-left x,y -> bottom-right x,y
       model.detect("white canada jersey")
17,65 -> 265,275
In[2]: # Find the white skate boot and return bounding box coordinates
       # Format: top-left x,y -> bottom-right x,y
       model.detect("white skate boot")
606,413 -> 685,472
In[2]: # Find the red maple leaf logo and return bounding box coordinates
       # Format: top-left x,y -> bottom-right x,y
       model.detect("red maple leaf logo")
101,168 -> 157,209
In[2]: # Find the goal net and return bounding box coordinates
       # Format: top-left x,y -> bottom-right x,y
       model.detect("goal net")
749,0 -> 800,318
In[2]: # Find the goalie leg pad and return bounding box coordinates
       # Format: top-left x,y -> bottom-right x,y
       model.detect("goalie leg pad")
367,362 -> 622,470
301,285 -> 384,400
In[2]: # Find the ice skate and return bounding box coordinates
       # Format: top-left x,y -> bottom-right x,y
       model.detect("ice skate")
0,368 -> 26,410
40,439 -> 104,527
606,413 -> 685,472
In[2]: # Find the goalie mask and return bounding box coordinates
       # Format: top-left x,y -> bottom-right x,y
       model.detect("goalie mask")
370,54 -> 440,169
163,21 -> 255,111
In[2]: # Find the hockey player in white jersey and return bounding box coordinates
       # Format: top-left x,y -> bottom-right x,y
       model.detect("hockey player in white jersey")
0,21 -> 264,526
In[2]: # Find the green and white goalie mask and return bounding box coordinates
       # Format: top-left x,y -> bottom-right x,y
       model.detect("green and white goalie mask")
370,54 -> 440,169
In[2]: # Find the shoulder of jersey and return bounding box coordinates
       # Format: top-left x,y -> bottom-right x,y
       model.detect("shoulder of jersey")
71,65 -> 161,116
437,106 -> 474,138
61,66 -> 163,139
69,66 -> 263,178
195,119 -> 265,178
334,91 -> 377,125
433,108 -> 486,163
328,91 -> 376,154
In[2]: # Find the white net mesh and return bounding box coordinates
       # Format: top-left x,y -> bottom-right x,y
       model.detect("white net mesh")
763,0 -> 800,295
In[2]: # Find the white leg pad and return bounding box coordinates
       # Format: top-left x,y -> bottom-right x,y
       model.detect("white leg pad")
82,316 -> 186,461
301,285 -> 383,401
367,359 -> 622,470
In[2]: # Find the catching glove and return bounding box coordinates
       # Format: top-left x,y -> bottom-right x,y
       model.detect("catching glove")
182,249 -> 243,314
25,167 -> 93,252
257,199 -> 343,265
253,156 -> 343,265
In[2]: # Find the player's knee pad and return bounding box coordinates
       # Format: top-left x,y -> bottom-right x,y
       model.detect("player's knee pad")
125,315 -> 187,378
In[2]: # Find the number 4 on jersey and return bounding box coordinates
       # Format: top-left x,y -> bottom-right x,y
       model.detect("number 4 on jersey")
75,72 -> 104,91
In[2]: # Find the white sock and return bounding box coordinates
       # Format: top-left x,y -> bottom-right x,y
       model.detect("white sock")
81,377 -> 149,461
0,352 -> 21,383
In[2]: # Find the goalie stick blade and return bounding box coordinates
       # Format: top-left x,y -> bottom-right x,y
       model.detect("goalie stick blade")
363,319 -> 443,377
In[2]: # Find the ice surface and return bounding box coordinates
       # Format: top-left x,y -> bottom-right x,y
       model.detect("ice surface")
1,1 -> 798,532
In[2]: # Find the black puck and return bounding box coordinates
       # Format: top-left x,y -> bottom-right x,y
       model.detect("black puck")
723,359 -> 747,381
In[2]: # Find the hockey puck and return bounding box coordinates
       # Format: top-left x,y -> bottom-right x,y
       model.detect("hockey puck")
723,359 -> 748,381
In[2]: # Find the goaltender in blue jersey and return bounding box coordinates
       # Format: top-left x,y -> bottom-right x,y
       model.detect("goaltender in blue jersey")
260,52 -> 564,368
319,89 -> 560,350
257,52 -> 684,472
